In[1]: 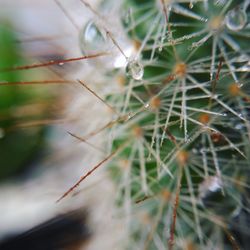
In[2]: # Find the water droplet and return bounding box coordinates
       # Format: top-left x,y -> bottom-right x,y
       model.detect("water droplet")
189,2 -> 194,9
79,20 -> 107,54
127,113 -> 132,120
58,62 -> 64,66
225,7 -> 247,31
123,8 -> 132,25
199,176 -> 223,210
199,176 -> 222,197
144,103 -> 150,109
126,59 -> 144,80
199,176 -> 240,216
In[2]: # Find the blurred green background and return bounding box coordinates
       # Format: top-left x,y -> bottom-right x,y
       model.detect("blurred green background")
0,21 -> 56,181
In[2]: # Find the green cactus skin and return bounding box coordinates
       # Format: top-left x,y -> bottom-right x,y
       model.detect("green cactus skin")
1,1 -> 249,249
56,0 -> 249,249
103,0 -> 250,249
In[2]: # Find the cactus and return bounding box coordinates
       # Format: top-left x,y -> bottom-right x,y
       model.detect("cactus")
73,0 -> 250,249
1,0 -> 249,249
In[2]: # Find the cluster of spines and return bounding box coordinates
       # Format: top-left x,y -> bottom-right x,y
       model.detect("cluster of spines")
0,0 -> 249,249
105,0 -> 250,249
54,0 -> 250,248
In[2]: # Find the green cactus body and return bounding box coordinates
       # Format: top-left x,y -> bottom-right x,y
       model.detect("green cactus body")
1,0 -> 249,249
101,0 -> 250,249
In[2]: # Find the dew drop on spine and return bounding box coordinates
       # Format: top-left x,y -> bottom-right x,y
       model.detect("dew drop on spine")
225,7 -> 247,31
126,59 -> 144,80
